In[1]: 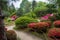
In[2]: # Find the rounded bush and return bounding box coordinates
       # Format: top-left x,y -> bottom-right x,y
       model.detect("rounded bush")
37,22 -> 50,33
48,28 -> 60,40
28,22 -> 50,33
6,30 -> 17,40
28,23 -> 37,29
15,16 -> 38,29
45,21 -> 52,27
37,22 -> 50,28
53,20 -> 60,27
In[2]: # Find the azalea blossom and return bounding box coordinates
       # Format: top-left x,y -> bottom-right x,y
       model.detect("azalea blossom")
53,20 -> 60,27
48,28 -> 60,40
41,14 -> 54,20
41,16 -> 48,20
11,15 -> 17,21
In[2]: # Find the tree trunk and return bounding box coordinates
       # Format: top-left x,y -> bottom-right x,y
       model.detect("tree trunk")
0,8 -> 7,40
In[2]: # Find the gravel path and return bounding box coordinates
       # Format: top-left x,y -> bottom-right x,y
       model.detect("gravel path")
6,26 -> 42,40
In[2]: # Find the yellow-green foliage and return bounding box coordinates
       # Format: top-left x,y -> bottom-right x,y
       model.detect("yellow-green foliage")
15,16 -> 38,29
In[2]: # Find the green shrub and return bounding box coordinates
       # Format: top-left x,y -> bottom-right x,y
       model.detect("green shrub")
15,16 -> 38,29
6,30 -> 17,40
23,12 -> 37,18
34,7 -> 48,17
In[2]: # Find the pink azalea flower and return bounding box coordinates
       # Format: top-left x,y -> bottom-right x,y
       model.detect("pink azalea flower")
41,14 -> 54,20
46,14 -> 54,17
11,15 -> 17,21
41,16 -> 48,20
50,14 -> 53,16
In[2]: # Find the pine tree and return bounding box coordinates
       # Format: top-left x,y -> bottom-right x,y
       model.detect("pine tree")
20,0 -> 31,13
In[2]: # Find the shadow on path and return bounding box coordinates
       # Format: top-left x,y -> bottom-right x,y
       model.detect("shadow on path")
6,25 -> 42,40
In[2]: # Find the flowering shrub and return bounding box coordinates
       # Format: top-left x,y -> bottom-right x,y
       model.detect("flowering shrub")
48,28 -> 60,40
28,22 -> 51,32
11,15 -> 17,21
28,23 -> 37,29
27,23 -> 37,31
53,20 -> 60,27
46,21 -> 51,27
41,14 -> 54,20
41,16 -> 49,20
37,22 -> 50,28
37,22 -> 50,33
46,14 -> 54,17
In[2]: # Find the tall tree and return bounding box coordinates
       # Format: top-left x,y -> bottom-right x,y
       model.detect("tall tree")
34,2 -> 48,17
16,0 -> 31,17
46,4 -> 57,13
8,3 -> 16,15
21,0 -> 31,13
16,8 -> 23,17
47,0 -> 58,13
48,0 -> 57,4
0,0 -> 18,40
48,0 -> 60,9
32,0 -> 37,11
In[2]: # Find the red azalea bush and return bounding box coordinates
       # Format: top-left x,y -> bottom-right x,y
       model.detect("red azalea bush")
53,20 -> 60,27
27,23 -> 37,31
28,22 -> 51,32
36,22 -> 50,33
48,28 -> 60,40
28,23 -> 37,29
46,21 -> 51,27
37,22 -> 50,28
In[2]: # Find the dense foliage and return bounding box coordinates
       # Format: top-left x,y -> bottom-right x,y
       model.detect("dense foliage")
15,16 -> 38,29
3,0 -> 60,40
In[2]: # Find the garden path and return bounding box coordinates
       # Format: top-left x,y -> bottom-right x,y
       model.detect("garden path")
6,25 -> 42,40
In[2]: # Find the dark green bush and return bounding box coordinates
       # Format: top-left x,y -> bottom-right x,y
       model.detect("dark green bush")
6,30 -> 17,40
34,7 -> 48,17
15,16 -> 38,29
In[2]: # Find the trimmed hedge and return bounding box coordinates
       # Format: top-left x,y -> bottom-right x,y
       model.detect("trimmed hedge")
15,16 -> 38,29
